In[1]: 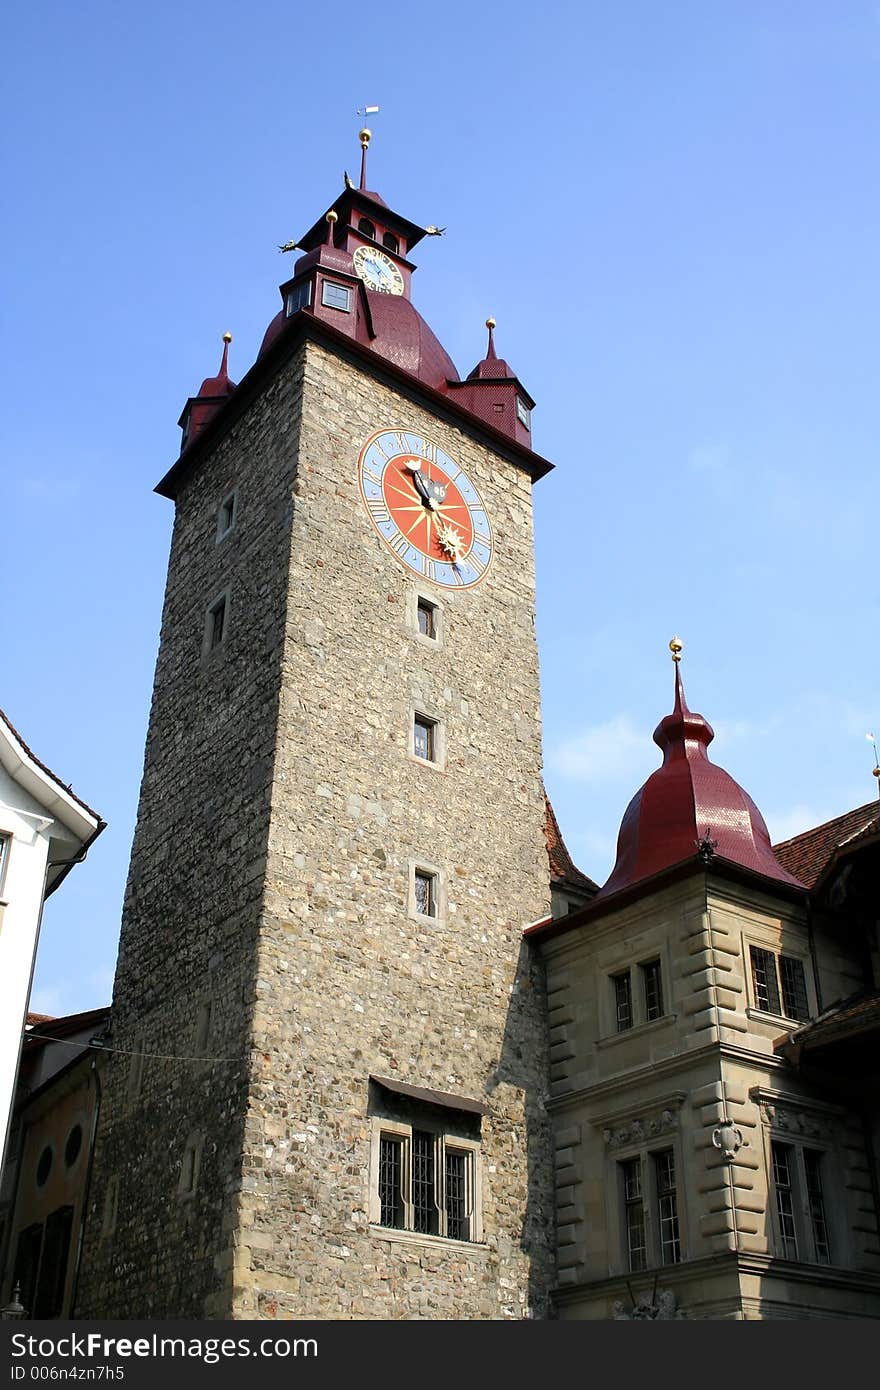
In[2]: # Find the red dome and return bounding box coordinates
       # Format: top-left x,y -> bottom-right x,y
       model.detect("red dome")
259,293 -> 458,392
365,294 -> 457,389
597,665 -> 805,899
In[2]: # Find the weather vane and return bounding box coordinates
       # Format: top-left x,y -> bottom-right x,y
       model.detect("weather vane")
356,104 -> 380,118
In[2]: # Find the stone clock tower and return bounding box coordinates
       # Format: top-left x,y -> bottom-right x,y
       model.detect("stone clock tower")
75,133 -> 556,1319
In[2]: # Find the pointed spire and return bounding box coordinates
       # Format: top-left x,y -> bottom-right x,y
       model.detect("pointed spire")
325,209 -> 338,246
485,317 -> 498,360
359,127 -> 371,191
217,331 -> 232,385
653,635 -> 714,756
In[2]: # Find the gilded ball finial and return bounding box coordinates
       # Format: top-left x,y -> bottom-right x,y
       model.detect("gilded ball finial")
222,331 -> 233,344
359,126 -> 372,147
486,317 -> 496,330
873,766 -> 880,780
669,635 -> 683,663
326,210 -> 338,224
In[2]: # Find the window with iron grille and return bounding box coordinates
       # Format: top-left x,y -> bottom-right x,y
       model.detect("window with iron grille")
750,946 -> 810,1021
613,971 -> 633,1032
642,960 -> 664,1022
654,1149 -> 681,1265
620,1158 -> 647,1271
374,1126 -> 478,1242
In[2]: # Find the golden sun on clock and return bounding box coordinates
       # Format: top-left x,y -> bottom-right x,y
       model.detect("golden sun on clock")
357,428 -> 493,588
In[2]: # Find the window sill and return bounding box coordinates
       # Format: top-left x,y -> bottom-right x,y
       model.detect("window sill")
370,1224 -> 486,1253
746,1009 -> 805,1030
596,1014 -> 677,1049
409,753 -> 446,774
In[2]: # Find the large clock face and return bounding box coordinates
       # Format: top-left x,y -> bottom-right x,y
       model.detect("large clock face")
358,428 -> 493,588
353,244 -> 405,295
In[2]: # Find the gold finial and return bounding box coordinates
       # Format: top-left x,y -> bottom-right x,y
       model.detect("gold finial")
669,635 -> 683,663
486,317 -> 496,330
359,127 -> 372,148
326,210 -> 338,224
222,331 -> 233,344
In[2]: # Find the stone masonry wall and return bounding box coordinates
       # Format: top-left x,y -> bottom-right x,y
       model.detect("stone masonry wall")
77,333 -> 556,1318
232,340 -> 556,1318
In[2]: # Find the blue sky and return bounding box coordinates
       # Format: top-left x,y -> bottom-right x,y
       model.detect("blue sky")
3,2 -> 878,1016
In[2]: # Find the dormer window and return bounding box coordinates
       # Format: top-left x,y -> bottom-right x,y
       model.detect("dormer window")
515,396 -> 531,429
286,281 -> 311,317
322,281 -> 352,313
382,232 -> 399,255
358,218 -> 376,241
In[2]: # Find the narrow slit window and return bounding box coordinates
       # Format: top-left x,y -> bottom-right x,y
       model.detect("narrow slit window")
217,491 -> 236,540
414,870 -> 437,918
417,599 -> 436,639
654,1149 -> 681,1265
378,1136 -> 405,1230
621,1158 -> 646,1272
642,960 -> 664,1021
208,597 -> 226,649
804,1149 -> 830,1264
771,1142 -> 799,1259
613,971 -> 632,1032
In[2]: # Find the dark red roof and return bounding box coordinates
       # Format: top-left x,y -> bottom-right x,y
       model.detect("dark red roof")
544,794 -> 598,894
772,800 -> 880,889
775,991 -> 880,1068
597,665 -> 805,900
26,1012 -> 54,1025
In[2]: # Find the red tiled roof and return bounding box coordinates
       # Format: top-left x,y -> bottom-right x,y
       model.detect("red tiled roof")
772,800 -> 880,890
544,794 -> 598,894
776,990 -> 880,1060
26,1012 -> 54,1025
23,1006 -> 110,1049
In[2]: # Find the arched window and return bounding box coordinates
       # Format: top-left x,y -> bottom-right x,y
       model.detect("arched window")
358,218 -> 376,241
382,232 -> 399,255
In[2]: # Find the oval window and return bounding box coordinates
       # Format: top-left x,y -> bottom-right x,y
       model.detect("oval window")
65,1124 -> 83,1168
36,1146 -> 53,1186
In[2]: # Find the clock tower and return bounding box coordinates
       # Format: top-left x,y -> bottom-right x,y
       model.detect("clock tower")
75,134 -> 556,1319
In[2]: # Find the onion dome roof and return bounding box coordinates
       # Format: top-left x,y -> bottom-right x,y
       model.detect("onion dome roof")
598,655 -> 806,899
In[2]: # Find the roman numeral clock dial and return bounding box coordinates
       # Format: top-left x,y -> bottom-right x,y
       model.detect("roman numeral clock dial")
358,429 -> 493,588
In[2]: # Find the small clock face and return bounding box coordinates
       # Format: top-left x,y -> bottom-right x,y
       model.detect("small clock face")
353,245 -> 405,296
358,428 -> 493,588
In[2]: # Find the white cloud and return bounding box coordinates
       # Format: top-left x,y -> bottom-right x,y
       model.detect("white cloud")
549,714 -> 648,785
765,803 -> 824,844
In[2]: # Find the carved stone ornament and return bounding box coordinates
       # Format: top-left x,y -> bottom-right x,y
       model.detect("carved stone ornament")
612,1289 -> 685,1320
712,1119 -> 744,1163
760,1102 -> 831,1140
602,1107 -> 678,1148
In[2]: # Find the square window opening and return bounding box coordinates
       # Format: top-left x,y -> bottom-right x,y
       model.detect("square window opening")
322,281 -> 352,312
414,715 -> 436,762
417,598 -> 437,639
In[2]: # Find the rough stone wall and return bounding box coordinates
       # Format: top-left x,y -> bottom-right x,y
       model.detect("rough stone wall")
233,340 -> 555,1318
77,335 -> 555,1318
75,358 -> 306,1317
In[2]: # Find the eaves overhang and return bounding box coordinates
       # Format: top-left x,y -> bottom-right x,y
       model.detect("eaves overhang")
0,709 -> 105,894
156,312 -> 554,501
525,852 -> 808,947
